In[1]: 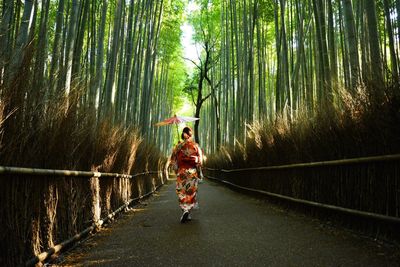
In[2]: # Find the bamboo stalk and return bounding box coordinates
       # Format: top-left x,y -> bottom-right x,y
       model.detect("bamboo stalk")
204,154 -> 400,172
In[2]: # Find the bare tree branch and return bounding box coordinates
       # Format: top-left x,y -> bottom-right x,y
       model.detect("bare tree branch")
188,85 -> 196,106
200,92 -> 212,106
181,56 -> 202,70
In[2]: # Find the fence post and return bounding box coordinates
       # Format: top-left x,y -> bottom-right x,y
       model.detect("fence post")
91,173 -> 101,228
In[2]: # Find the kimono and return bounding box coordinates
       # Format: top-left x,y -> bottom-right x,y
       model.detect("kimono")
171,139 -> 203,212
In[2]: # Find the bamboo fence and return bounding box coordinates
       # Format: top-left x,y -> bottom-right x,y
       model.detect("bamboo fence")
204,154 -> 400,239
0,166 -> 167,266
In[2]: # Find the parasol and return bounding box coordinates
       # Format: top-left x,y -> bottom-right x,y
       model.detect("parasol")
155,114 -> 199,141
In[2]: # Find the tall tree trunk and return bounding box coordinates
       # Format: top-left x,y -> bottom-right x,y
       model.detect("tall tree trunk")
64,0 -> 80,94
274,0 -> 282,113
0,0 -> 14,86
327,0 -> 337,84
396,0 -> 400,53
257,17 -> 267,120
338,0 -> 350,89
130,0 -> 147,125
119,0 -> 136,124
115,9 -> 127,124
94,0 -> 107,120
280,0 -> 290,115
228,0 -> 235,146
383,0 -> 399,82
194,41 -> 213,145
102,0 -> 124,118
248,0 -> 258,123
7,0 -> 35,87
342,0 -> 360,93
49,0 -> 65,94
126,0 -> 145,125
231,0 -> 243,142
32,0 -> 51,108
88,0 -> 97,111
72,0 -> 90,77
365,0 -> 384,93
312,0 -> 331,105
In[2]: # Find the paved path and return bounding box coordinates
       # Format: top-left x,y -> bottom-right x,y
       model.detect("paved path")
62,179 -> 399,266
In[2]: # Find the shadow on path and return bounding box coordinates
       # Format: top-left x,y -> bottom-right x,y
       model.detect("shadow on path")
60,179 -> 399,266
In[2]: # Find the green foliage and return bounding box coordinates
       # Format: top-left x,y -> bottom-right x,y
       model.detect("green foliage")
158,0 -> 193,116
168,57 -> 188,112
258,0 -> 275,22
159,0 -> 185,63
189,0 -> 221,45
182,72 -> 199,103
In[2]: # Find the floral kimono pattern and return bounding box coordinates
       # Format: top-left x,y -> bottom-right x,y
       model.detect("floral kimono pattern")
171,140 -> 202,212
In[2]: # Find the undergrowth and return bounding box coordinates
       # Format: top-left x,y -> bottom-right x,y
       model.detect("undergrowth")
0,86 -> 164,173
0,83 -> 166,266
207,82 -> 400,169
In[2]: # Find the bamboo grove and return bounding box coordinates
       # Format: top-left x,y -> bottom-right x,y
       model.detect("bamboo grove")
0,0 -> 187,156
188,0 -> 400,153
1,1 -> 400,264
2,0 -> 400,155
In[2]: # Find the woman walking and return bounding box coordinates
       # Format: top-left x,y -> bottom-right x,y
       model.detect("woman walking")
170,127 -> 203,223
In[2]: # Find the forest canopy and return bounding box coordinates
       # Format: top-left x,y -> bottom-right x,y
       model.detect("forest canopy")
1,0 -> 400,155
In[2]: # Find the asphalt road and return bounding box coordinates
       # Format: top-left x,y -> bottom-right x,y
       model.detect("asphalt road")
61,178 -> 399,267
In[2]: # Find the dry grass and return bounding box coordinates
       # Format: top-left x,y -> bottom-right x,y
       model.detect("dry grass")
0,83 -> 167,266
208,82 -> 400,169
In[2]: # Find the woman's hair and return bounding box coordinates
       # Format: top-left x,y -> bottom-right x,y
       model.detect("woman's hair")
181,127 -> 192,140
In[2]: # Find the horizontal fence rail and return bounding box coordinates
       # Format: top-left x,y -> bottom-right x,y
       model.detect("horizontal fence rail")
0,165 -> 160,178
205,153 -> 400,172
204,154 -> 400,237
0,165 -> 166,267
205,175 -> 400,224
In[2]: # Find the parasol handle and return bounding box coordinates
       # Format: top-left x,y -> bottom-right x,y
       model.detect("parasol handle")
176,124 -> 179,143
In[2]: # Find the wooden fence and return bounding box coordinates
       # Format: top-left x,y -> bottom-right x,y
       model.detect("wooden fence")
204,154 -> 400,240
0,166 -> 167,266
